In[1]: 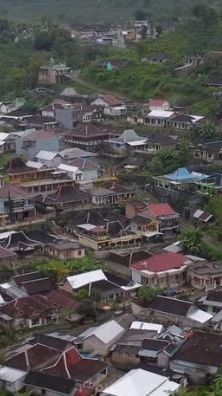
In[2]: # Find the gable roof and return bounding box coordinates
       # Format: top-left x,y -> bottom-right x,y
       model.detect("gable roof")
102,368 -> 180,396
84,320 -> 124,344
5,343 -> 60,371
24,371 -> 76,394
149,99 -> 169,107
173,331 -> 222,366
0,294 -> 54,319
35,151 -> 60,161
132,253 -> 189,272
67,269 -> 107,289
42,347 -> 107,382
149,296 -> 192,317
148,203 -> 178,218
0,184 -> 30,199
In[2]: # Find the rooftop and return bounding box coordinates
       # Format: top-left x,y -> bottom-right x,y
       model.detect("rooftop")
102,368 -> 180,396
148,203 -> 178,218
132,252 -> 189,273
149,296 -> 192,317
173,331 -> 222,366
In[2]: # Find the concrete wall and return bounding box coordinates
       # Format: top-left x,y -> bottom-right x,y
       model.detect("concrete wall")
83,331 -> 125,356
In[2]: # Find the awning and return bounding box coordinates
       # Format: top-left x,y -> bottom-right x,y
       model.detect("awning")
143,231 -> 164,238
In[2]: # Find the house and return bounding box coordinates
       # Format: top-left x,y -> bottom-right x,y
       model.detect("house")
143,110 -> 204,129
148,99 -> 171,112
142,53 -> 169,64
131,253 -> 191,288
101,368 -> 180,396
130,203 -> 180,237
24,371 -> 78,396
65,270 -> 138,301
69,209 -> 140,250
107,129 -> 148,155
192,141 -> 222,163
35,150 -> 63,167
106,250 -> 153,276
0,294 -> 59,328
86,182 -> 135,205
36,185 -> 90,211
91,95 -> 127,117
199,290 -> 222,314
42,346 -> 108,390
57,163 -> 83,182
195,173 -> 222,196
134,295 -> 212,328
15,129 -> 60,160
0,184 -> 36,224
69,159 -> 100,182
64,123 -> 120,149
76,320 -> 125,356
6,157 -> 54,183
125,200 -> 147,219
112,322 -> 164,368
0,366 -> 26,393
193,209 -> 214,223
0,132 -> 15,153
187,262 -> 222,291
11,271 -> 54,295
38,62 -> 71,84
60,147 -> 97,162
0,231 -> 41,255
44,239 -> 85,260
170,331 -> 222,383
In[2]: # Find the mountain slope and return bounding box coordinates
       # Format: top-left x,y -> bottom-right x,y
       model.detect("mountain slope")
0,0 -> 219,24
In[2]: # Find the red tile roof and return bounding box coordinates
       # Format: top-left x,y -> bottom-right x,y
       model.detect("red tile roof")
102,95 -> 124,106
0,294 -> 54,319
132,252 -> 188,272
0,184 -> 30,199
149,99 -> 169,107
148,203 -> 178,218
6,343 -> 60,371
46,290 -> 79,310
43,347 -> 107,382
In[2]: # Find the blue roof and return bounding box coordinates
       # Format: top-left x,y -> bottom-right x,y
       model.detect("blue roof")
165,167 -> 207,182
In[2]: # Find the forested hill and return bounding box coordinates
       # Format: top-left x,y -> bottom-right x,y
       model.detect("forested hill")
0,0 -> 220,24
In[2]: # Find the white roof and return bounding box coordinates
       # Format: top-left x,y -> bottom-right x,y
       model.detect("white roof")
67,269 -> 107,289
102,369 -> 180,396
0,132 -> 9,141
26,160 -> 45,169
77,223 -> 97,231
193,209 -> 203,219
84,320 -> 124,344
188,308 -> 213,324
0,294 -> 5,305
0,366 -> 26,382
130,321 -> 163,334
35,150 -> 59,161
148,110 -> 174,119
0,231 -> 15,240
60,147 -> 97,159
164,241 -> 183,253
58,163 -> 82,174
127,139 -> 147,147
190,115 -> 204,123
143,231 -> 163,238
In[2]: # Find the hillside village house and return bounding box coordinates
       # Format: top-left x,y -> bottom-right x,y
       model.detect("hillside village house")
15,129 -> 60,160
107,129 -> 148,155
187,262 -> 222,291
170,331 -> 222,383
38,62 -> 71,84
131,252 -> 191,288
91,95 -> 127,117
0,185 -> 36,224
6,157 -> 54,184
128,202 -> 180,237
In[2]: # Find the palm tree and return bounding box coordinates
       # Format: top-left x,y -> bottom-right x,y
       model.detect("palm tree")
182,228 -> 203,255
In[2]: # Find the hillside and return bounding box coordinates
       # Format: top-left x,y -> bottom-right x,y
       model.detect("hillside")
0,0 -> 220,24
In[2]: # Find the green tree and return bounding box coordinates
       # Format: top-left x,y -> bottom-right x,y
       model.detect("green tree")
195,121 -> 216,141
138,286 -> 161,303
182,228 -> 203,255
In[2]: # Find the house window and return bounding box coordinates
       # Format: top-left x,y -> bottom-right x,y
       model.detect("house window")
78,250 -> 82,256
31,318 -> 41,326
